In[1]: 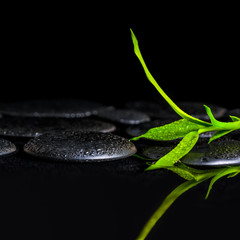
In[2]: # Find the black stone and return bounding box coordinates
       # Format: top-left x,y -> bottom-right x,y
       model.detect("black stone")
181,139 -> 240,167
0,117 -> 116,138
230,130 -> 240,141
0,99 -> 106,118
228,108 -> 240,118
141,144 -> 177,160
24,131 -> 137,162
0,138 -> 17,157
98,108 -> 150,125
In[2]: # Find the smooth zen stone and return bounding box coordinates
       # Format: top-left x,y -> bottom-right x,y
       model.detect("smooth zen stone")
181,139 -> 240,167
141,143 -> 178,160
0,138 -> 17,157
24,131 -> 137,162
0,117 -> 116,138
0,99 -> 105,118
98,108 -> 150,125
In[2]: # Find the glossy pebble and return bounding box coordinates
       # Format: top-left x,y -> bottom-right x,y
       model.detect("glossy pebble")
24,131 -> 137,162
98,108 -> 150,125
0,138 -> 17,157
0,99 -> 105,118
0,117 -> 116,138
181,139 -> 240,167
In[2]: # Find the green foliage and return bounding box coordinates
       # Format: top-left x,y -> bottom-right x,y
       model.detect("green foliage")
130,29 -> 211,127
131,119 -> 203,141
146,131 -> 199,168
130,28 -> 240,168
136,164 -> 240,240
130,29 -> 240,240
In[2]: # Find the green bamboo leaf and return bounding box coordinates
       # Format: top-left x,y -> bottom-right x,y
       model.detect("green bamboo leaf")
208,129 -> 234,144
131,119 -> 203,141
165,166 -> 197,180
204,105 -> 240,130
130,29 -> 212,127
146,131 -> 199,169
205,167 -> 240,199
230,115 -> 240,122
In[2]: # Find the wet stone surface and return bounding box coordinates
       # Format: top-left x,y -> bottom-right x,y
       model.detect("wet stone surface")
0,117 -> 116,138
0,99 -> 106,118
0,138 -> 17,156
126,119 -> 214,139
24,131 -> 137,162
98,108 -> 151,125
138,141 -> 178,160
181,139 -> 240,167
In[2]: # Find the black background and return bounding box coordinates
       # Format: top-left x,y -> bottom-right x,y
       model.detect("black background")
1,4 -> 240,240
2,5 -> 239,109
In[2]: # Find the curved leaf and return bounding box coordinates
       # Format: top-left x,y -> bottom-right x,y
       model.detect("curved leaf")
130,29 -> 212,127
136,179 -> 204,240
230,115 -> 240,122
131,119 -> 203,141
205,167 -> 240,199
204,105 -> 240,130
208,129 -> 234,143
146,131 -> 199,169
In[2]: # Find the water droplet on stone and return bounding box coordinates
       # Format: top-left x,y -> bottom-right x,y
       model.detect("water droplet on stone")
23,131 -> 137,162
0,138 -> 17,157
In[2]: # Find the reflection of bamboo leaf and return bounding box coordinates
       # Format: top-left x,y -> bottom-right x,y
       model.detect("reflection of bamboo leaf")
137,164 -> 240,239
136,179 -> 205,240
205,167 -> 240,199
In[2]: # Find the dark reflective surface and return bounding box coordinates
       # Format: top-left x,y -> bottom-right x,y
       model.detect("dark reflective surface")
1,135 -> 240,240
